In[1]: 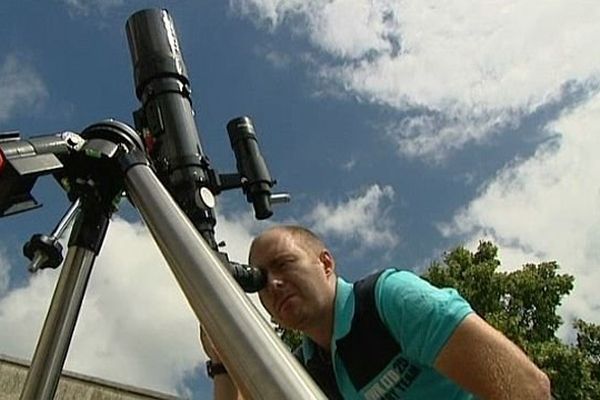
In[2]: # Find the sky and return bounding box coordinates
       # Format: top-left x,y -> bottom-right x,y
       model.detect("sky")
0,0 -> 599,398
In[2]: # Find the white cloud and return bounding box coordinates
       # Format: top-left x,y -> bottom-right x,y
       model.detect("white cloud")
62,0 -> 124,16
264,50 -> 292,69
0,215 -> 262,395
0,247 -> 11,296
306,184 -> 398,249
232,0 -> 600,159
214,184 -> 400,252
0,55 -> 48,122
440,91 -> 600,330
0,277 -> 7,301
229,0 -> 305,28
341,157 -> 357,171
0,259 -> 65,364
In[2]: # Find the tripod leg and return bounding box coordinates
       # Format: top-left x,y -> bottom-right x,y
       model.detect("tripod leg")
20,209 -> 109,400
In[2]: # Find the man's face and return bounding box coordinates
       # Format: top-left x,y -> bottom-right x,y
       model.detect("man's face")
251,230 -> 335,331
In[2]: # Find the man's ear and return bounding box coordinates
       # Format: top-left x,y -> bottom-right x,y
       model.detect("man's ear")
319,249 -> 335,276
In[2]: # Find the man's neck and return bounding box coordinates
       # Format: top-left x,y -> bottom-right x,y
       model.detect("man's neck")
305,321 -> 333,352
303,278 -> 337,352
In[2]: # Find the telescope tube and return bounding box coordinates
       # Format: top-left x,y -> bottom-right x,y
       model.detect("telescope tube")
126,9 -> 218,248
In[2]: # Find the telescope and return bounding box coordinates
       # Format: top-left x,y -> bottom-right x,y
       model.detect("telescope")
0,8 -> 324,400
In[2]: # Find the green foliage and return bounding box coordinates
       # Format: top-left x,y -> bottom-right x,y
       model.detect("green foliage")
575,319 -> 600,384
529,339 -> 599,398
423,241 -> 598,399
276,321 -> 303,350
279,326 -> 303,350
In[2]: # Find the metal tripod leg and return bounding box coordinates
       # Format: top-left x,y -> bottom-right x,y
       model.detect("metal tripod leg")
20,207 -> 109,400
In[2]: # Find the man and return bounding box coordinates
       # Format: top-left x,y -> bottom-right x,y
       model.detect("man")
202,225 -> 551,399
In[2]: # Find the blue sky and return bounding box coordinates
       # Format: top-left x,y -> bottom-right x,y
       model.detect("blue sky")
1,1 -> 599,398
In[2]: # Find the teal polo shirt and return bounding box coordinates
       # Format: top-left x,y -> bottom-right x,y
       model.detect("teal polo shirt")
301,269 -> 475,399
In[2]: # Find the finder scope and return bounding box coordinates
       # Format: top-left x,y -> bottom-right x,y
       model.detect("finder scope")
227,116 -> 275,220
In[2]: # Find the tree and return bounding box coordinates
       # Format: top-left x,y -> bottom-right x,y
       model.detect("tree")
424,241 -> 600,399
277,324 -> 303,351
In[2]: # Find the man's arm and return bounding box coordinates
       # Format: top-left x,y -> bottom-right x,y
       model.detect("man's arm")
212,374 -> 244,400
434,313 -> 551,400
200,325 -> 245,400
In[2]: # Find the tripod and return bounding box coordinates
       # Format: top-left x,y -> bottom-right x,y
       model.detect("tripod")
0,8 -> 326,400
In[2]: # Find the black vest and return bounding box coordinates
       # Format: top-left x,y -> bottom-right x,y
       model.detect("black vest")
295,270 -> 403,399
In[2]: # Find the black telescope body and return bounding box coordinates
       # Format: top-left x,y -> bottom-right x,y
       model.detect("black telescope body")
126,9 -> 217,248
126,9 -> 273,291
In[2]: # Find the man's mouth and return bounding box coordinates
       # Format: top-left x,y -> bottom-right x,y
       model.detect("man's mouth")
277,294 -> 295,313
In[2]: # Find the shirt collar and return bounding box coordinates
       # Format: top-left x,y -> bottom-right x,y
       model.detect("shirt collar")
332,276 -> 354,341
302,276 -> 354,360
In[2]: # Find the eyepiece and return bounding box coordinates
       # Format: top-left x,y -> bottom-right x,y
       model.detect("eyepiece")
229,262 -> 266,292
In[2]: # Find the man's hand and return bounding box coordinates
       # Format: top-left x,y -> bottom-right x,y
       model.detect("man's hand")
200,324 -> 222,362
199,325 -> 245,400
435,314 -> 551,400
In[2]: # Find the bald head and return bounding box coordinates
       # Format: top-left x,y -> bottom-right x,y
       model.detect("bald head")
249,225 -> 327,266
249,225 -> 337,336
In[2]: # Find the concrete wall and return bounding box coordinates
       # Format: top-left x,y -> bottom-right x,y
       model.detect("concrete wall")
0,354 -> 180,400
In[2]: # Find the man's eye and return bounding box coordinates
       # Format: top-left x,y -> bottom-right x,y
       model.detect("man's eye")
278,259 -> 293,269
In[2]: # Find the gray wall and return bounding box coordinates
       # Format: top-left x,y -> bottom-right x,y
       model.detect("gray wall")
0,354 -> 180,400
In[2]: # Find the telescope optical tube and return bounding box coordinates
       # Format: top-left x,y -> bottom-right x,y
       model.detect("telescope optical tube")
126,9 -> 218,248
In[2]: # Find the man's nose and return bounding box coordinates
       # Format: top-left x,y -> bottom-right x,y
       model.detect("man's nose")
266,272 -> 285,291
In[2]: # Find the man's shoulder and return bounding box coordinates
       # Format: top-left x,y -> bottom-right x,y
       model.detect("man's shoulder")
347,268 -> 427,316
353,267 -> 413,286
357,268 -> 425,297
371,268 -> 472,316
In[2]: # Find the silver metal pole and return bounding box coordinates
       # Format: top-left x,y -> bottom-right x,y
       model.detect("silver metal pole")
51,198 -> 81,238
28,198 -> 81,273
20,246 -> 97,400
124,163 -> 326,400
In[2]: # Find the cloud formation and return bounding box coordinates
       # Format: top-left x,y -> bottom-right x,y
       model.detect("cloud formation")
0,213 -> 265,395
230,1 -> 600,333
0,218 -> 201,394
231,0 -> 600,159
62,0 -> 124,16
0,247 -> 10,295
440,91 -> 600,330
0,55 -> 48,123
306,184 -> 398,249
